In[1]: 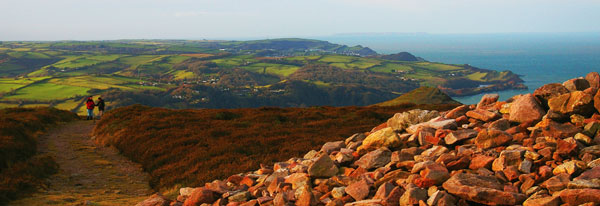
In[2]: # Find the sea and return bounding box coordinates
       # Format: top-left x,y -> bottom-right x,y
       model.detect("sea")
318,33 -> 600,105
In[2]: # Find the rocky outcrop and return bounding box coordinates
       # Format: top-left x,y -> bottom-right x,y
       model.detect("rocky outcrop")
138,72 -> 600,206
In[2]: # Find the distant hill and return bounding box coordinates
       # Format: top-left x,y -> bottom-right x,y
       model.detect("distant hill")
374,86 -> 461,106
379,52 -> 421,61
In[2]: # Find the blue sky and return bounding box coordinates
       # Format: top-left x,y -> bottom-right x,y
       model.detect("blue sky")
1,0 -> 599,40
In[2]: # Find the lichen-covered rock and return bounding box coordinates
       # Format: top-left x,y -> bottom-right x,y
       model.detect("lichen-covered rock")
386,109 -> 439,131
357,127 -> 400,154
548,91 -> 595,116
534,83 -> 571,108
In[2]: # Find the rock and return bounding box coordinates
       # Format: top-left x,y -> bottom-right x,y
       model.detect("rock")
180,187 -> 195,197
355,147 -> 391,170
386,109 -> 440,132
589,158 -> 600,168
535,83 -> 571,108
489,119 -> 511,131
417,162 -> 450,186
522,195 -> 561,206
491,149 -> 523,172
595,90 -> 600,114
469,154 -> 495,170
344,200 -> 383,206
136,193 -> 171,206
346,133 -> 367,145
183,188 -> 216,206
541,173 -> 570,194
399,187 -> 427,206
563,78 -> 591,92
575,133 -> 593,145
304,150 -> 319,159
307,155 -> 338,178
444,105 -> 470,119
357,127 -> 400,154
548,91 -> 595,116
345,179 -> 371,201
586,72 -> 600,89
444,129 -> 477,145
321,141 -> 345,154
285,173 -> 310,190
568,179 -> 600,189
535,119 -> 581,139
373,182 -> 395,200
583,122 -> 600,137
557,189 -> 600,206
519,159 -> 533,173
553,161 -> 585,176
296,186 -> 317,206
415,146 -> 449,162
477,94 -> 499,110
442,173 -> 526,205
466,109 -> 500,122
331,187 -> 346,199
228,191 -> 250,202
509,94 -> 546,123
475,129 -> 513,149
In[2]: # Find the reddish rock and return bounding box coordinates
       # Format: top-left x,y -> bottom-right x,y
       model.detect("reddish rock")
503,166 -> 520,181
534,83 -> 571,108
184,188 -> 216,206
442,173 -> 526,205
564,78 -> 591,92
344,179 -> 371,201
444,129 -> 477,145
469,154 -> 495,170
535,119 -> 581,139
373,182 -> 395,200
477,94 -> 500,110
445,105 -> 470,119
474,129 -> 513,149
417,163 -> 450,186
540,173 -> 570,194
382,186 -> 404,206
355,147 -> 391,170
489,119 -> 511,131
558,189 -> 600,206
399,187 -> 427,206
548,91 -> 595,116
446,155 -> 471,171
595,90 -> 600,114
555,139 -> 577,157
522,195 -> 561,206
586,72 -> 600,89
136,193 -> 171,206
575,166 -> 600,180
240,177 -> 256,187
296,186 -> 317,206
321,141 -> 345,154
285,173 -> 310,190
509,94 -> 546,123
492,150 -> 524,172
466,109 -> 500,122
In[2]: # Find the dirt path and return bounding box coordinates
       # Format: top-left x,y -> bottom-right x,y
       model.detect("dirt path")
9,121 -> 152,206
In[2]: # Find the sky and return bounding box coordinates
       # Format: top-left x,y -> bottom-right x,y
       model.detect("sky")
1,0 -> 600,41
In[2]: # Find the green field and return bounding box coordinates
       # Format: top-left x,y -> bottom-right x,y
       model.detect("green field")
0,39 -> 523,110
5,82 -> 90,101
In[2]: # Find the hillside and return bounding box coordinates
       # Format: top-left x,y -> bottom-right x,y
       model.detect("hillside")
0,107 -> 78,203
375,86 -> 460,106
0,39 -> 525,113
91,103 -> 459,192
135,72 -> 600,206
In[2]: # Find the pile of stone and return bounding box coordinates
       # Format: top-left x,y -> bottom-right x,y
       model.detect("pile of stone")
138,72 -> 600,206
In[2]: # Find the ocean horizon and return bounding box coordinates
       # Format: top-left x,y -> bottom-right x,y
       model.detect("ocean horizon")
319,33 -> 600,104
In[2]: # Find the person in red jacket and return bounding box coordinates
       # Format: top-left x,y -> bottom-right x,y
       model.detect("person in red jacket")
86,96 -> 95,120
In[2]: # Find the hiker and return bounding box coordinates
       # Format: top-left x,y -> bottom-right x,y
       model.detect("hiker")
96,97 -> 105,119
85,96 -> 95,120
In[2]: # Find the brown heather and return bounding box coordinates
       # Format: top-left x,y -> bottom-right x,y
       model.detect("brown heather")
0,107 -> 78,203
91,103 -> 459,190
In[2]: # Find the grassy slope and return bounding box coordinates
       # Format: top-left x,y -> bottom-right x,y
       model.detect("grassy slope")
91,103 -> 459,191
375,86 -> 461,106
0,107 -> 78,203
